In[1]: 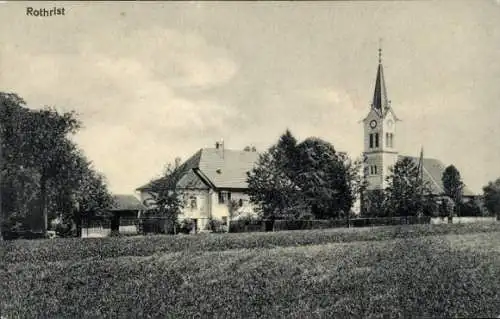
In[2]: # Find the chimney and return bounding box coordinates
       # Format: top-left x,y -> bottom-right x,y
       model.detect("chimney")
216,138 -> 224,158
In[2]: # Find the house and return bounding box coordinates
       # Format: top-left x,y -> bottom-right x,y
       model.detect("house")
361,47 -> 476,206
136,141 -> 259,232
81,194 -> 147,238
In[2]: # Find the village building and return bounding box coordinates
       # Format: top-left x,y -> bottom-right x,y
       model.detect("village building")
136,141 -> 259,232
81,194 -> 146,238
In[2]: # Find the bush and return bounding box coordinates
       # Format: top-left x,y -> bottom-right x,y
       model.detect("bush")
458,200 -> 483,217
205,218 -> 224,233
273,219 -> 347,231
179,218 -> 195,234
229,219 -> 265,233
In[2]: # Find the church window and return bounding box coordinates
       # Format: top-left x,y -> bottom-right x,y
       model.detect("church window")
370,165 -> 378,175
369,134 -> 374,148
385,133 -> 394,148
375,133 -> 379,148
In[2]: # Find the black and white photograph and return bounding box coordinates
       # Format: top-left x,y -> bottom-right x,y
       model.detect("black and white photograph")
1,1 -> 500,317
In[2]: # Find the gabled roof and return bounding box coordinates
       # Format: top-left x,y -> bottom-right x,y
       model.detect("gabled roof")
136,148 -> 260,191
197,148 -> 259,189
110,194 -> 147,211
399,155 -> 475,197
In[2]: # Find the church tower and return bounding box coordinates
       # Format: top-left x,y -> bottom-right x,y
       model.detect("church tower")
363,47 -> 400,191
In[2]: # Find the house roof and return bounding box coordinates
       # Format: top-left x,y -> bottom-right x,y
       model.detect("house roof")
110,194 -> 147,211
399,155 -> 475,196
136,148 -> 260,191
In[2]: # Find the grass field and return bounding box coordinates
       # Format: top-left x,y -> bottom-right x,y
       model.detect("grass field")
2,224 -> 500,318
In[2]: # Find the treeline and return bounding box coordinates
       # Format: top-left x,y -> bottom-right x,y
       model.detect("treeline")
246,130 -> 495,220
0,92 -> 113,239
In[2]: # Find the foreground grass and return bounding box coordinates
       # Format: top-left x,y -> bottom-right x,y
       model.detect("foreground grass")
2,224 -> 500,318
4,222 -> 500,264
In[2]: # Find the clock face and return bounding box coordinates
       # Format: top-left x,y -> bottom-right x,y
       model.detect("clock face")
369,120 -> 377,129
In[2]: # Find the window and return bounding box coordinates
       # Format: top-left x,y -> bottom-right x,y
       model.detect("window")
370,165 -> 378,175
218,191 -> 232,204
386,133 -> 394,148
189,196 -> 197,210
221,216 -> 228,226
238,199 -> 243,207
370,133 -> 379,149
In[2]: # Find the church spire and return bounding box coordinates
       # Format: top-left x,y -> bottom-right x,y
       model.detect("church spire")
372,43 -> 389,112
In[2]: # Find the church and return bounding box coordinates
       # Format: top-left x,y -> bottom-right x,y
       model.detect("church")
361,48 -> 475,201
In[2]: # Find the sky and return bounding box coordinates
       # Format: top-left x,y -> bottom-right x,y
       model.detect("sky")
1,1 -> 499,195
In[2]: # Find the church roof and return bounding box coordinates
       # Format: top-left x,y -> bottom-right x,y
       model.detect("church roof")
136,148 -> 259,191
399,155 -> 475,197
372,48 -> 390,112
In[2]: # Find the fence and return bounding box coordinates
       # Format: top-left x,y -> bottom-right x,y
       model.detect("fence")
430,216 -> 497,225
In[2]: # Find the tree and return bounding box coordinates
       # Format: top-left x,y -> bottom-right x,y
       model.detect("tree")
0,92 -> 113,238
442,165 -> 464,216
341,153 -> 368,217
146,161 -> 186,234
247,130 -> 362,221
363,189 -> 387,217
384,157 -> 436,217
483,178 -> 500,217
295,138 -> 354,219
246,130 -> 303,221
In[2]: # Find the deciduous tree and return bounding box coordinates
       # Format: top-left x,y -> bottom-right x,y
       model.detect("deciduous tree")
247,130 -> 363,221
442,165 -> 464,216
483,178 -> 500,217
0,92 -> 113,238
146,161 -> 186,233
384,157 -> 436,217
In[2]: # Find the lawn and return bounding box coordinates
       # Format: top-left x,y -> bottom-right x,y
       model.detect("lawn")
2,224 -> 500,318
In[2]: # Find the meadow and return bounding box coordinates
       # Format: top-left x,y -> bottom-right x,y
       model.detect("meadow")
2,223 -> 500,318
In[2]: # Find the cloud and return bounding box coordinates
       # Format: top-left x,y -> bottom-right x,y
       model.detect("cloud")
1,27 -> 240,192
